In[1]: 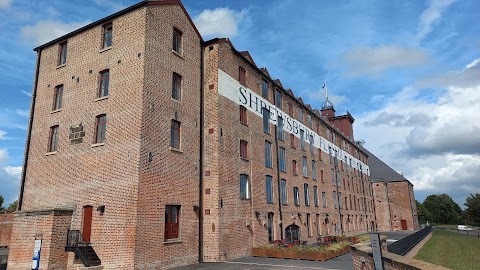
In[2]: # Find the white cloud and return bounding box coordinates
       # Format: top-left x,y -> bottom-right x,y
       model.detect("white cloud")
193,7 -> 250,38
0,130 -> 6,140
94,0 -> 126,13
341,46 -> 431,76
356,59 -> 480,206
0,0 -> 11,9
0,149 -> 20,204
0,109 -> 28,130
417,0 -> 457,40
21,90 -> 32,97
301,87 -> 346,107
416,57 -> 480,88
15,109 -> 29,117
20,20 -> 91,46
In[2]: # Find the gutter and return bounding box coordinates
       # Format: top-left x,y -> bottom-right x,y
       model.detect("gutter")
198,41 -> 204,263
18,49 -> 42,211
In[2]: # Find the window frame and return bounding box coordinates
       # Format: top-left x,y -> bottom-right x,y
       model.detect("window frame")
102,23 -> 113,49
239,66 -> 246,85
172,72 -> 182,100
302,156 -> 308,178
313,186 -> 318,207
322,192 -> 327,207
300,129 -> 305,150
304,183 -> 310,206
266,175 -> 274,204
262,107 -> 270,134
262,79 -> 269,98
48,125 -> 59,152
279,147 -> 286,172
312,160 -> 317,180
239,105 -> 248,125
293,187 -> 300,206
240,140 -> 248,160
292,160 -> 297,175
277,116 -> 284,141
281,179 -> 287,205
275,89 -> 282,109
240,174 -> 250,200
98,70 -> 110,98
173,27 -> 182,54
95,114 -> 107,143
265,140 -> 272,168
52,84 -> 63,111
170,119 -> 181,149
164,205 -> 180,240
58,41 -> 67,65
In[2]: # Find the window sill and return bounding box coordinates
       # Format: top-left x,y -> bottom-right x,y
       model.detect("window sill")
45,151 -> 57,156
171,97 -> 182,103
240,157 -> 249,162
91,142 -> 105,148
51,109 -> 61,114
56,64 -> 66,69
172,50 -> 184,59
163,239 -> 182,244
293,173 -> 298,176
99,46 -> 112,53
170,147 -> 183,153
95,96 -> 109,102
240,122 -> 248,127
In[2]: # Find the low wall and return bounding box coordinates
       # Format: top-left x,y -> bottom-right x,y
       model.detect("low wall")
351,241 -> 449,270
0,211 -> 14,248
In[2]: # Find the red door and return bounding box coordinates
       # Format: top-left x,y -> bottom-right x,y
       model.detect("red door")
83,206 -> 93,242
401,219 -> 407,230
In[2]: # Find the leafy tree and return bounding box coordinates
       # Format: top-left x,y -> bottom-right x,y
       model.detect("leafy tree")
7,200 -> 17,211
0,195 -> 3,210
423,194 -> 462,225
416,200 -> 430,224
465,193 -> 480,226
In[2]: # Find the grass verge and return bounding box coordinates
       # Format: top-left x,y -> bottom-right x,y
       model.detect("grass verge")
414,230 -> 480,270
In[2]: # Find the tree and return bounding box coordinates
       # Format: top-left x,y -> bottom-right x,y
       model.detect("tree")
416,200 -> 430,224
7,200 -> 17,211
465,193 -> 480,226
0,195 -> 4,211
422,194 -> 462,225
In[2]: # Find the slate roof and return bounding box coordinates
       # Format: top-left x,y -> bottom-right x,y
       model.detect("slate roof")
363,148 -> 410,184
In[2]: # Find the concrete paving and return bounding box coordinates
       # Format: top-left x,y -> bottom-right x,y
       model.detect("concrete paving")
172,254 -> 353,270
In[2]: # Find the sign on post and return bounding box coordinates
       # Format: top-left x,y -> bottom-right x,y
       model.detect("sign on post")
370,233 -> 384,270
31,239 -> 42,270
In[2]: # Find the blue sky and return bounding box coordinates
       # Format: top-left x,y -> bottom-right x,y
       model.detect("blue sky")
0,0 -> 479,208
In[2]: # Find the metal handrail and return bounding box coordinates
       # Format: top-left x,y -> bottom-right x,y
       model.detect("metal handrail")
66,229 -> 87,247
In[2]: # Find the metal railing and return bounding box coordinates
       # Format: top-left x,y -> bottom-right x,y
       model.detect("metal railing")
433,226 -> 480,238
66,229 -> 85,248
387,226 -> 432,256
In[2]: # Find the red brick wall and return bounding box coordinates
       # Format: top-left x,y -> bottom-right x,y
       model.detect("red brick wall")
373,182 -> 391,231
0,212 -> 14,247
388,182 -> 418,231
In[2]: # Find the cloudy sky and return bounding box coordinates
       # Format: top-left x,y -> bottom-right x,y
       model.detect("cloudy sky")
0,0 -> 479,207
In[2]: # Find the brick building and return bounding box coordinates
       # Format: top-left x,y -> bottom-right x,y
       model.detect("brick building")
8,0 -> 380,269
366,149 -> 419,231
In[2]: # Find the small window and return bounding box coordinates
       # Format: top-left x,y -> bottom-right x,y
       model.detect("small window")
313,186 -> 318,207
103,23 -> 113,49
262,107 -> 270,134
48,125 -> 59,152
275,89 -> 282,109
320,170 -> 324,182
300,130 -> 305,150
279,147 -> 286,172
292,160 -> 297,175
293,187 -> 300,206
307,114 -> 312,128
98,70 -> 110,97
345,196 -> 348,210
339,192 -> 343,209
277,116 -> 284,141
298,107 -> 303,122
164,205 -> 180,240
265,140 -> 272,168
95,114 -> 107,143
239,105 -> 247,125
170,120 -> 181,149
306,213 -> 311,237
304,183 -> 310,206
333,191 -> 337,209
173,28 -> 182,54
262,79 -> 268,99
52,85 -> 63,111
312,160 -> 316,180
318,148 -> 322,161
58,42 -> 67,65
331,168 -> 335,185
240,140 -> 248,160
329,147 -> 333,164
309,135 -> 314,154
290,134 -> 296,149
266,175 -> 273,203
239,66 -> 246,85
240,174 -> 250,199
172,73 -> 182,100
288,103 -> 293,117
302,156 -> 308,177
281,179 -> 287,204
322,192 -> 326,207
268,212 -> 274,242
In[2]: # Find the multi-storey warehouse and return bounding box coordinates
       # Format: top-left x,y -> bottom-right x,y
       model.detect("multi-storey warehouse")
7,1 -> 376,269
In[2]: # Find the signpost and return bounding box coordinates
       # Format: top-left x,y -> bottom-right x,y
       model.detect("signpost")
370,233 -> 384,270
31,239 -> 42,270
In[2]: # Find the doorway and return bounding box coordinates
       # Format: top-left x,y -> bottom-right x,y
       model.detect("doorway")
401,219 -> 407,230
82,206 -> 93,242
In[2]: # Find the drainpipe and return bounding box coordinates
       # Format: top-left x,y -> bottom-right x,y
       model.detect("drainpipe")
334,151 -> 344,236
198,42 -> 204,263
272,86 -> 284,240
18,49 -> 42,211
361,167 -> 368,231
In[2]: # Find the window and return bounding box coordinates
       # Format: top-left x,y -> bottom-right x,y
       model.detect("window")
313,186 -> 318,207
309,135 -> 314,154
265,140 -> 272,168
277,116 -> 284,140
281,179 -> 287,204
350,195 -> 352,210
240,140 -> 248,160
275,89 -> 282,109
300,129 -> 305,150
298,107 -> 303,122
240,174 -> 250,199
331,168 -> 335,185
98,70 -> 110,97
173,28 -> 182,54
172,73 -> 182,100
266,175 -> 273,203
329,147 -> 333,164
262,79 -> 268,98
307,114 -> 312,128
292,160 -> 297,175
293,187 -> 300,206
302,156 -> 308,177
164,205 -> 180,240
304,183 -> 310,206
316,214 -> 320,236
322,192 -> 326,207
337,170 -> 341,187
103,23 -> 113,48
318,148 -> 322,161
262,107 -> 270,134
268,212 -> 274,242
312,160 -> 317,180
290,134 -> 296,149
339,192 -> 343,209
58,42 -> 67,65
333,191 -> 337,209
52,85 -> 63,111
239,105 -> 247,125
48,125 -> 59,152
288,103 -> 293,117
345,196 -> 348,210
306,213 -> 311,237
170,120 -> 181,149
239,66 -> 246,85
320,170 -> 324,182
95,114 -> 107,143
279,147 -> 286,172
